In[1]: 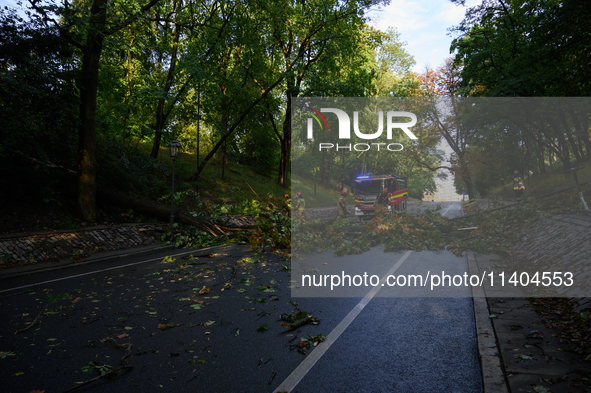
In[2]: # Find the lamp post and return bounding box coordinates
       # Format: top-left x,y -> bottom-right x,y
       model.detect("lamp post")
169,139 -> 181,237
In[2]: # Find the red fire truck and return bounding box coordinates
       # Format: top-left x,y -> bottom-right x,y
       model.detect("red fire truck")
353,174 -> 408,216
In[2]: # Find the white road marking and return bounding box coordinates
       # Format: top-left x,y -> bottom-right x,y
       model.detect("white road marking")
273,250 -> 413,393
0,248 -> 205,294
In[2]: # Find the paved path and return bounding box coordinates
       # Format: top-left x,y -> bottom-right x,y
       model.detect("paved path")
283,249 -> 483,393
277,202 -> 485,392
1,202 -> 486,393
5,201 -> 588,392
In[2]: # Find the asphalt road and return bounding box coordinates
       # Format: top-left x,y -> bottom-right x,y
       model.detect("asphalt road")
0,201 -> 481,393
279,201 -> 482,392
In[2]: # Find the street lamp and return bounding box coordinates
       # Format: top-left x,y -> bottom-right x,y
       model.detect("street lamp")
169,139 -> 181,237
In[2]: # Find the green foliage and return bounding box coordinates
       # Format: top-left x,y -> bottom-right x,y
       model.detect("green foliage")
447,194 -> 580,256
71,250 -> 85,262
46,293 -> 73,302
448,1 -> 591,189
291,97 -> 441,203
294,192 -> 581,258
175,231 -> 230,249
249,194 -> 291,254
488,159 -> 591,202
0,8 -> 78,165
452,1 -> 591,96
201,199 -> 262,218
0,8 -> 79,203
97,137 -> 167,197
81,362 -> 114,375
162,256 -> 176,263
298,333 -> 327,350
293,210 -> 448,256
372,27 -> 417,97
0,351 -> 16,359
158,189 -> 198,206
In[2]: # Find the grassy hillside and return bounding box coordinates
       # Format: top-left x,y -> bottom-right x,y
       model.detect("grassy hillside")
290,175 -> 348,208
144,144 -> 289,204
486,163 -> 591,201
149,143 -> 354,208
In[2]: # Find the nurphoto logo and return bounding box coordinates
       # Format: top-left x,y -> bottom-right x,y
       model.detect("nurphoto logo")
306,107 -> 418,151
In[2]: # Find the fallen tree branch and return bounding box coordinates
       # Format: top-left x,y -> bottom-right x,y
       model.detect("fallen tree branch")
98,189 -> 227,237
451,179 -> 591,221
280,315 -> 315,330
15,310 -> 44,334
60,344 -> 133,393
14,151 -> 230,237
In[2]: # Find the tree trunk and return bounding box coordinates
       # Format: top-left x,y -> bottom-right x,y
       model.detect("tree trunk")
278,92 -> 293,188
320,149 -> 327,184
98,189 -> 228,236
77,0 -> 107,222
278,129 -> 290,188
150,2 -> 182,159
195,85 -> 201,188
221,141 -> 227,180
561,141 -> 572,171
220,111 -> 228,180
457,154 -> 475,200
325,147 -> 333,188
190,76 -> 286,181
539,147 -> 546,174
150,99 -> 166,158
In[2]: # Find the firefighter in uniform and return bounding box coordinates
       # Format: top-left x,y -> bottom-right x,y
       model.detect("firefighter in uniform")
283,194 -> 291,217
513,170 -> 525,201
337,189 -> 349,219
374,188 -> 389,215
295,192 -> 305,219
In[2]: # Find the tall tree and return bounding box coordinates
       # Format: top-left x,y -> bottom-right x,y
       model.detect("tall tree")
417,59 -> 479,200
271,0 -> 388,188
451,0 -> 591,96
29,0 -> 161,221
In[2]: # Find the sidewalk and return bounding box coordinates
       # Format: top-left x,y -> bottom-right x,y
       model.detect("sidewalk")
470,252 -> 591,393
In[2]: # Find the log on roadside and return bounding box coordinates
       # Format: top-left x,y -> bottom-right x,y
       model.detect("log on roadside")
14,152 -> 250,237
98,189 -> 227,237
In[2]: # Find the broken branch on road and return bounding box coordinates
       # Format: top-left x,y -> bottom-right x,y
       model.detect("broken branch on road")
60,344 -> 133,393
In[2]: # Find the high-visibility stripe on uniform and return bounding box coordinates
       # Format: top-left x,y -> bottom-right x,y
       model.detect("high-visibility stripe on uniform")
298,199 -> 305,211
388,189 -> 408,205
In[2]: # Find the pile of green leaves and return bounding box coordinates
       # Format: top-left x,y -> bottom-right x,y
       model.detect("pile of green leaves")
293,192 -> 582,257
208,199 -> 262,217
448,192 -> 581,256
293,210 -> 449,256
161,223 -> 237,249
159,195 -> 282,252
249,194 -> 290,254
184,198 -> 262,218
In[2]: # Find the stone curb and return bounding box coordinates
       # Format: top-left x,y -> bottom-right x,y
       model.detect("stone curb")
0,222 -> 165,240
467,251 -> 510,393
0,223 -> 170,266
0,244 -> 176,280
